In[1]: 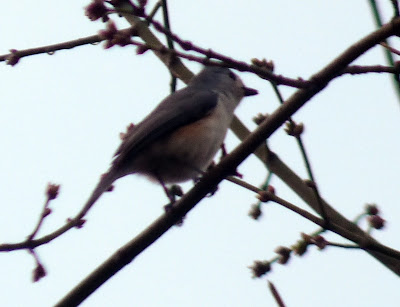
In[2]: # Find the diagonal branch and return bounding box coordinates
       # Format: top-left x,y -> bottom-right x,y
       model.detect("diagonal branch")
54,16 -> 400,307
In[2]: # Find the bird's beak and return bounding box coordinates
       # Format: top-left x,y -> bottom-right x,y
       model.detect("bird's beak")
243,87 -> 258,96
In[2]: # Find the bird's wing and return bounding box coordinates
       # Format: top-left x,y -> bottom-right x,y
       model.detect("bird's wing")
113,87 -> 218,166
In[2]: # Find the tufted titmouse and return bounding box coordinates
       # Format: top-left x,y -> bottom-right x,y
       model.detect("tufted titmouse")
80,66 -> 257,216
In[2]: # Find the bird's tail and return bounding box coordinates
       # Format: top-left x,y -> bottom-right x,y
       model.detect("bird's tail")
77,170 -> 120,219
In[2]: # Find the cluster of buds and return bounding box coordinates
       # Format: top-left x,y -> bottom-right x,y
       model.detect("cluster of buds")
252,113 -> 268,126
297,232 -> 328,252
248,204 -> 262,220
33,262 -> 46,282
67,218 -> 86,229
275,246 -> 292,264
46,183 -> 60,200
292,239 -> 308,256
99,22 -> 136,49
249,260 -> 271,278
249,186 -> 276,219
365,203 -> 385,230
284,121 -> 304,137
310,235 -> 328,250
257,185 -> 276,203
85,0 -> 147,22
6,49 -> 20,66
85,0 -> 111,22
251,58 -> 274,72
119,123 -> 136,140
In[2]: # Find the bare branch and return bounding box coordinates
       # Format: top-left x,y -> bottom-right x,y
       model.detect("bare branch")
0,34 -> 104,65
268,281 -> 286,307
53,17 -> 400,306
341,63 -> 400,75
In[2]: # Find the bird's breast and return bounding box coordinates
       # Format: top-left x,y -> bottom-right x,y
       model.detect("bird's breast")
132,102 -> 233,183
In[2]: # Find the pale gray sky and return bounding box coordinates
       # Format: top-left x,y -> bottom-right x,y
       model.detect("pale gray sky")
1,1 -> 399,306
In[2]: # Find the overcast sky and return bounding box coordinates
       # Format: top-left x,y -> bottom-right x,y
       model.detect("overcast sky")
1,1 -> 400,306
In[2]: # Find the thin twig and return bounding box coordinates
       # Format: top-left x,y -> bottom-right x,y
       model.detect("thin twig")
26,199 -> 51,242
342,63 -> 400,74
0,34 -> 103,63
326,242 -> 360,249
227,176 -> 328,227
226,176 -> 260,193
390,0 -> 400,17
130,8 -> 310,88
228,176 -> 395,258
380,42 -> 400,56
268,281 -> 286,307
270,80 -> 328,221
161,0 -> 177,93
145,1 -> 162,24
26,183 -> 59,242
368,0 -> 400,105
28,249 -> 47,282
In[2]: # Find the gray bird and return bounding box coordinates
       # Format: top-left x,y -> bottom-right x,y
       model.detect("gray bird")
80,66 -> 257,217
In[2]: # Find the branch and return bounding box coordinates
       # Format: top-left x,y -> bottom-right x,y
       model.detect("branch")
268,281 -> 286,307
368,0 -> 400,105
111,6 -> 400,266
0,34 -> 104,65
116,4 -> 309,88
341,64 -> 400,75
54,17 -> 400,307
228,177 -> 400,259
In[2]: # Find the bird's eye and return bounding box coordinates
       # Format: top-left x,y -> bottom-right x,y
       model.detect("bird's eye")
228,71 -> 237,80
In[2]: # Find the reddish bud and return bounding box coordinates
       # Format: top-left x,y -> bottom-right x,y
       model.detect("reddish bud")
248,204 -> 262,220
257,191 -> 271,203
249,260 -> 271,278
253,113 -> 268,125
99,21 -> 118,40
42,208 -> 52,218
301,232 -> 312,242
365,203 -> 379,216
33,263 -> 46,282
275,246 -> 291,264
181,40 -> 193,51
85,0 -> 109,21
292,240 -> 309,256
368,215 -> 385,230
66,218 -> 86,228
112,29 -> 134,47
76,219 -> 86,229
312,235 -> 328,250
119,123 -> 135,140
251,58 -> 275,71
284,121 -> 304,137
267,185 -> 275,194
6,49 -> 20,66
46,183 -> 60,200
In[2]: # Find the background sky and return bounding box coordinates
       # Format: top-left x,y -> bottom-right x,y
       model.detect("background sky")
1,1 -> 400,306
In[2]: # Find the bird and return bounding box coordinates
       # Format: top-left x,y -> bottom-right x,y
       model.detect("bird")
79,66 -> 257,217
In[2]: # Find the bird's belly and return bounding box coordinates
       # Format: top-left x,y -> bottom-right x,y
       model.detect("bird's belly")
132,112 -> 229,183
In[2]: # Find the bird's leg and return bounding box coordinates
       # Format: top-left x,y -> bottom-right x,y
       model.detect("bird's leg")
190,162 -> 219,197
156,176 -> 176,207
155,175 -> 183,209
155,176 -> 185,226
219,143 -> 243,178
168,184 -> 183,200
